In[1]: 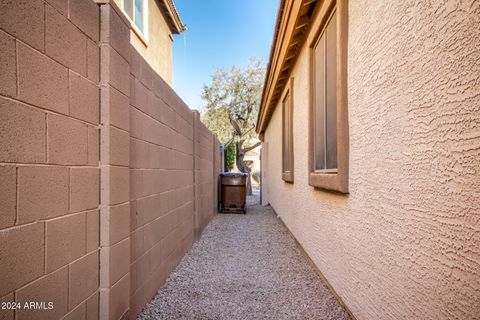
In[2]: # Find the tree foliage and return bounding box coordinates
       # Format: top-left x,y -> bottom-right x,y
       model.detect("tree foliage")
201,58 -> 265,194
225,143 -> 235,172
201,59 -> 265,142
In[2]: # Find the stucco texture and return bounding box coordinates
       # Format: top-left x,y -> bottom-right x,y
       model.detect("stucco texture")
113,0 -> 174,83
262,1 -> 480,319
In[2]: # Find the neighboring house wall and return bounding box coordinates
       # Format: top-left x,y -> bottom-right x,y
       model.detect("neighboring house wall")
0,1 -> 220,320
261,1 -> 480,320
113,0 -> 174,84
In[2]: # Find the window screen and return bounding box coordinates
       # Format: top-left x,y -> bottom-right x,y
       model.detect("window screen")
313,12 -> 337,171
282,91 -> 292,173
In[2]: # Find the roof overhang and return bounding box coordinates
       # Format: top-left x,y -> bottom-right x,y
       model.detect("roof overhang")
256,0 -> 319,137
159,0 -> 186,34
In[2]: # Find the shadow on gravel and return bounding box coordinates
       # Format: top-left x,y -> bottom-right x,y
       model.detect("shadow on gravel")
137,193 -> 349,320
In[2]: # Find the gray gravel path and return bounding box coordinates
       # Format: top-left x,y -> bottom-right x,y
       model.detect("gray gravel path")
138,195 -> 350,320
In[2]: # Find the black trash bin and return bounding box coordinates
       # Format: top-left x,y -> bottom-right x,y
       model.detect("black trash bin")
218,172 -> 248,214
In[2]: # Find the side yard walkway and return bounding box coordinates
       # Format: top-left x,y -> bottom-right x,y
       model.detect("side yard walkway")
138,196 -> 349,320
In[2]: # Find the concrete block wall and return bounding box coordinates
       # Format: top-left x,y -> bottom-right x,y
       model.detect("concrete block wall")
127,22 -> 198,320
0,1 -> 101,320
98,3 -> 132,320
0,1 -> 221,319
193,112 -> 219,240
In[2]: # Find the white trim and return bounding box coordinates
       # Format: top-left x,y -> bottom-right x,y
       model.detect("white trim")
120,0 -> 149,46
131,20 -> 149,46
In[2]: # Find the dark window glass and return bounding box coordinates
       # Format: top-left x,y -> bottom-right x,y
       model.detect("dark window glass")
325,13 -> 337,169
313,11 -> 337,171
314,32 -> 326,170
282,91 -> 290,172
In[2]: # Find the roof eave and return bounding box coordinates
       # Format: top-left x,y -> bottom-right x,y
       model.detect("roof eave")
256,0 -> 319,135
256,0 -> 287,134
160,0 -> 186,34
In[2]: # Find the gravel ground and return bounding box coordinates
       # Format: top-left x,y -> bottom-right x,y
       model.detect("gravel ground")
138,195 -> 350,320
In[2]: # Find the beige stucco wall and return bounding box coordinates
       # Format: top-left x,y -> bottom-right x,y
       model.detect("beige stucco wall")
262,1 -> 480,319
113,0 -> 174,84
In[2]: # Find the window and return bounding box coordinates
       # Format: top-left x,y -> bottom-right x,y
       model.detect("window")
123,0 -> 148,39
313,11 -> 337,171
308,0 -> 348,193
282,78 -> 294,182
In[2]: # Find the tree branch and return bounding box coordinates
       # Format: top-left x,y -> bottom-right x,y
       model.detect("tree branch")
238,125 -> 255,139
228,113 -> 242,136
243,141 -> 261,153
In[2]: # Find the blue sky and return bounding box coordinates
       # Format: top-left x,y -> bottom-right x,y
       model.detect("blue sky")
171,0 -> 279,110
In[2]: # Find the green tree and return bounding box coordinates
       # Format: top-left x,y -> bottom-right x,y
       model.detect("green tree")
201,58 -> 265,195
225,143 -> 235,172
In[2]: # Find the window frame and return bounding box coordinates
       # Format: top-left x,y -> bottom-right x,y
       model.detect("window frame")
282,78 -> 294,183
308,0 -> 349,193
121,0 -> 149,45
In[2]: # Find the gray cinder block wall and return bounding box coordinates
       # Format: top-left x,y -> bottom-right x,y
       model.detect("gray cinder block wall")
0,1 -> 221,319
